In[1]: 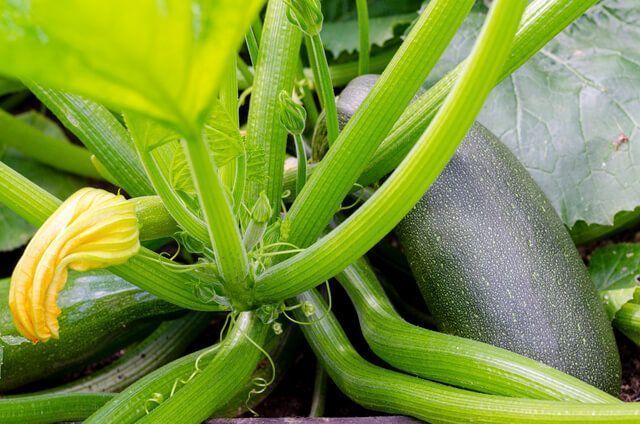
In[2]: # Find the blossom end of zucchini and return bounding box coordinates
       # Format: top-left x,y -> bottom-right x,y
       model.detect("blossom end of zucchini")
9,188 -> 140,343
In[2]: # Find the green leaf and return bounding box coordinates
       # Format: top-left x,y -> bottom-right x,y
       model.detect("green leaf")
321,0 -> 423,22
321,13 -> 417,58
428,0 -> 640,227
0,151 -> 85,252
589,243 -> 640,319
319,0 -> 422,58
0,0 -> 263,133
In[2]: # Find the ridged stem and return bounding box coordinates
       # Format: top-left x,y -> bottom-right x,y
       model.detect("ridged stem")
297,63 -> 319,127
305,35 -> 339,145
182,134 -> 250,308
245,0 -> 303,215
137,312 -> 267,423
338,257 -> 618,403
0,393 -> 114,424
356,0 -> 370,74
219,58 -> 240,194
358,0 -> 601,186
0,108 -> 99,178
296,289 -> 640,423
279,0 -> 475,256
0,161 -> 223,311
255,0 -> 521,303
28,84 -> 154,196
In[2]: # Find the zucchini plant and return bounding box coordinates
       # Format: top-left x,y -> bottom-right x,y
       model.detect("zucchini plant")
0,0 -> 639,422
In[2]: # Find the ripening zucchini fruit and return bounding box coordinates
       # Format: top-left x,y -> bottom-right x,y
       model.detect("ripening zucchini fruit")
396,123 -> 621,395
0,270 -> 181,392
323,75 -> 622,395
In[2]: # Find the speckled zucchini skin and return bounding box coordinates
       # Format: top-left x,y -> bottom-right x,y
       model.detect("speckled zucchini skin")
396,123 -> 621,395
0,270 -> 181,392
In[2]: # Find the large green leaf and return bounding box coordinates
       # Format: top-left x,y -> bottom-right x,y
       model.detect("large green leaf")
322,14 -> 416,58
0,0 -> 263,133
320,0 -> 422,58
589,243 -> 640,319
429,0 -> 640,227
321,0 -> 423,22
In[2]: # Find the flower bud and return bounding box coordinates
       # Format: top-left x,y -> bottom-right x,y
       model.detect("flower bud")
251,191 -> 273,224
284,0 -> 323,36
9,188 -> 140,342
244,192 -> 273,251
278,90 -> 306,135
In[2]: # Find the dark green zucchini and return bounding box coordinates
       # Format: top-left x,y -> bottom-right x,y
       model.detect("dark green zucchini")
0,270 -> 181,392
395,123 -> 621,395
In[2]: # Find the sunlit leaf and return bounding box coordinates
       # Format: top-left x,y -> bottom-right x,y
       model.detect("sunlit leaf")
0,0 -> 264,133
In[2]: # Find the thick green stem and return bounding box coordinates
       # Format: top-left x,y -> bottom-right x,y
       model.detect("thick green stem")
293,133 -> 307,196
237,50 -> 395,90
29,84 -> 154,196
237,56 -> 254,86
0,393 -> 114,424
0,160 -> 223,311
309,362 -> 328,417
23,313 -> 210,395
132,142 -> 209,243
338,257 -> 618,403
296,289 -> 640,423
279,0 -> 474,256
356,0 -> 370,75
297,63 -> 319,127
305,35 -> 339,145
219,58 -> 240,195
359,0 -> 601,187
135,312 -> 268,424
256,0 -> 505,303
183,135 -> 250,307
245,0 -> 303,215
0,108 -> 99,178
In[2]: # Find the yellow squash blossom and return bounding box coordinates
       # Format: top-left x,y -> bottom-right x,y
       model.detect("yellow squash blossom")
9,188 -> 140,343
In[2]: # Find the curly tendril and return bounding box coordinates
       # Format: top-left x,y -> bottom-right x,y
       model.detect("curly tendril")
9,188 -> 140,343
